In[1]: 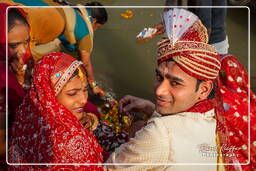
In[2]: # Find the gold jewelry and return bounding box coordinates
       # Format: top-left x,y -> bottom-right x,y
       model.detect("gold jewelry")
77,67 -> 85,80
80,113 -> 99,131
90,81 -> 98,89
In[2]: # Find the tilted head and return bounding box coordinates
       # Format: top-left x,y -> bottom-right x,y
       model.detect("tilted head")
48,53 -> 88,120
56,67 -> 88,120
86,1 -> 108,30
32,52 -> 88,121
8,7 -> 30,60
155,9 -> 221,115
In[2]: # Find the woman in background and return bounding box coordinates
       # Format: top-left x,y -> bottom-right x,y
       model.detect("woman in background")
9,0 -> 108,96
0,3 -> 32,165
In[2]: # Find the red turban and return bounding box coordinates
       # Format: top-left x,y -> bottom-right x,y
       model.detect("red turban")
157,9 -> 221,81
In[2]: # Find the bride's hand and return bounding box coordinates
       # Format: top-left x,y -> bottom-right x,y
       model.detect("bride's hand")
80,113 -> 99,131
92,86 -> 106,97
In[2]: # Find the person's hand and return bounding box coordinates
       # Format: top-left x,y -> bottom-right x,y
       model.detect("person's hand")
128,120 -> 146,138
80,113 -> 99,131
10,56 -> 23,75
118,95 -> 155,117
81,116 -> 92,130
89,81 -> 106,97
152,22 -> 165,37
23,58 -> 34,91
92,86 -> 106,97
154,23 -> 164,30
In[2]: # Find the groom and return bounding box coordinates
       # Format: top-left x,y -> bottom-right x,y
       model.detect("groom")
106,9 -> 227,171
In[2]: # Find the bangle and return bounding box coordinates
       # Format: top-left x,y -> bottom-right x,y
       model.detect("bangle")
90,81 -> 98,89
80,113 -> 99,131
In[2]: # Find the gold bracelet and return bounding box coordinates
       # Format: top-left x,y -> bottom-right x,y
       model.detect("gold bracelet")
90,81 -> 98,89
80,113 -> 99,131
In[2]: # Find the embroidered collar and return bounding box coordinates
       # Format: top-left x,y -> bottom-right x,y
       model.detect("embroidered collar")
186,99 -> 214,114
154,99 -> 214,117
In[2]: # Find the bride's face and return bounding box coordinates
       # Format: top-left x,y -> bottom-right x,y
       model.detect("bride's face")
56,75 -> 88,120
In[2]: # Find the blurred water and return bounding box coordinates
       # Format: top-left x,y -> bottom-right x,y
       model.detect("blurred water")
71,0 -> 255,101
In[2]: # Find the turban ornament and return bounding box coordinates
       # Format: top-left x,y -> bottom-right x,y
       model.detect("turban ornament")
157,9 -> 221,81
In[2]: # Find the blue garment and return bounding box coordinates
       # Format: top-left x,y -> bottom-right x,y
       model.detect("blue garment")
13,0 -> 93,52
58,8 -> 92,51
13,0 -> 48,6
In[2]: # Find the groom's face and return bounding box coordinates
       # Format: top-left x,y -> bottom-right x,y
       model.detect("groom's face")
154,61 -> 201,115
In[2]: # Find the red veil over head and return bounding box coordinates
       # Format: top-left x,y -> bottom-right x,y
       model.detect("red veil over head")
0,3 -> 28,61
0,3 -> 9,60
8,53 -> 103,170
0,4 -> 25,167
0,3 -> 25,114
218,54 -> 256,170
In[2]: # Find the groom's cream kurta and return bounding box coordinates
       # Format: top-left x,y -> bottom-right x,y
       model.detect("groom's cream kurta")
106,109 -> 217,171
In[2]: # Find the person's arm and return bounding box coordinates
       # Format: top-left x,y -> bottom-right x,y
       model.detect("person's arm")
190,0 -> 212,38
153,22 -> 165,36
80,50 -> 105,96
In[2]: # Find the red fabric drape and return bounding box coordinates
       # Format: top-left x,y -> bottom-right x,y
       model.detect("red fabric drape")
8,53 -> 103,170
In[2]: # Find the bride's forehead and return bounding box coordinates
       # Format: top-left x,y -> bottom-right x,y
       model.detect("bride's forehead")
63,76 -> 86,89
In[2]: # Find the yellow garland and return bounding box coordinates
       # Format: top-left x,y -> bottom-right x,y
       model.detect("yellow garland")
120,10 -> 134,19
98,98 -> 132,133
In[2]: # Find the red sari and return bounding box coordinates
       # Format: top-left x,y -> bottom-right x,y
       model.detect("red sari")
0,3 -> 31,118
219,54 -> 256,170
0,3 -> 25,167
0,3 -> 26,113
186,53 -> 256,170
8,53 -> 103,170
183,54 -> 255,170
